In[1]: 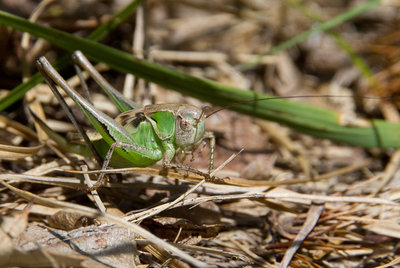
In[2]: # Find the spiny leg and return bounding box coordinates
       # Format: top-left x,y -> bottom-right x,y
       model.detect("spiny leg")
162,162 -> 211,180
93,141 -> 162,189
36,58 -> 104,167
162,133 -> 216,179
204,131 -> 215,174
37,57 -> 142,189
160,140 -> 213,180
37,56 -> 143,159
93,140 -> 214,190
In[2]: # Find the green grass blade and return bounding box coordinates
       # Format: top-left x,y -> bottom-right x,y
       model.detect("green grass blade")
0,0 -> 141,111
87,0 -> 141,42
240,0 -> 380,70
285,0 -> 376,87
1,6 -> 399,149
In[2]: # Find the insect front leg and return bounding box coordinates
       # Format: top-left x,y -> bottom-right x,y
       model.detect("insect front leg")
94,141 -> 163,189
162,161 -> 212,180
203,131 -> 215,174
160,140 -> 212,179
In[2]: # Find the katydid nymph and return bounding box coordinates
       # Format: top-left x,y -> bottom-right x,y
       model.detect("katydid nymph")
34,51 -> 388,188
35,51 -> 215,187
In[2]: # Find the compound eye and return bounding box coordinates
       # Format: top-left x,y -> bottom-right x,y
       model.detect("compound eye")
179,117 -> 191,131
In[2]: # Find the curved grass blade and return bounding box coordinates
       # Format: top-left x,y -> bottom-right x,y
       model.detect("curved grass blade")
240,0 -> 380,70
1,4 -> 400,148
284,0 -> 376,87
0,0 -> 141,111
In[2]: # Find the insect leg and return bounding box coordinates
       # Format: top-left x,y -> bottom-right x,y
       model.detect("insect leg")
203,131 -> 215,173
37,57 -> 137,149
36,59 -> 104,167
94,141 -> 162,189
162,162 -> 211,180
159,140 -> 210,179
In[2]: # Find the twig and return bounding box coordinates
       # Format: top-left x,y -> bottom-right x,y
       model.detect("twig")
0,180 -> 208,268
82,165 -> 106,212
280,203 -> 324,268
131,150 -> 242,222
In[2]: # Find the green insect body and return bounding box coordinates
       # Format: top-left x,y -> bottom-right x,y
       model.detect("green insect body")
112,104 -> 208,167
119,104 -> 206,158
35,51 -> 214,178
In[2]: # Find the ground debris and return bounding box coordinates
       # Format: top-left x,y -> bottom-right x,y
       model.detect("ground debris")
1,0 -> 400,267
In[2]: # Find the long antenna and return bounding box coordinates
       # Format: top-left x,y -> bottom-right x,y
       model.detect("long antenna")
205,95 -> 394,118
